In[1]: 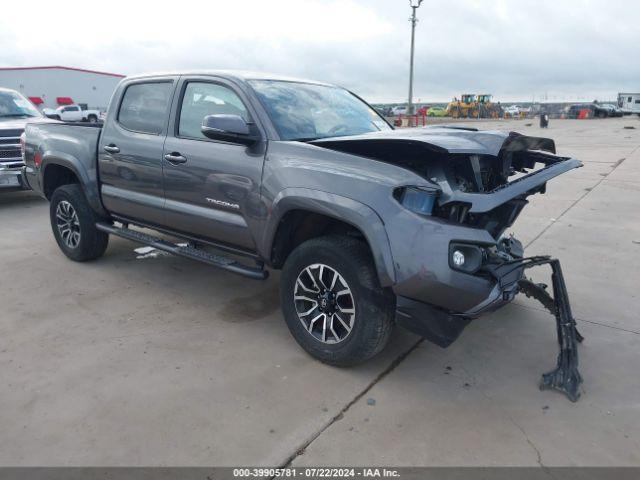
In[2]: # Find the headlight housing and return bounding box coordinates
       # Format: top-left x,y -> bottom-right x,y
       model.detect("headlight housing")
395,186 -> 440,216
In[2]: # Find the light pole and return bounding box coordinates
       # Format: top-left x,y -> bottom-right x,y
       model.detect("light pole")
407,0 -> 423,116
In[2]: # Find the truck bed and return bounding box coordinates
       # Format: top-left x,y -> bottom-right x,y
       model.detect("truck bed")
23,121 -> 104,214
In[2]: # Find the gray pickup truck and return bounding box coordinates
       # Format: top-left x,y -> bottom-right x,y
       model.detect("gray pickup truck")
23,71 -> 585,400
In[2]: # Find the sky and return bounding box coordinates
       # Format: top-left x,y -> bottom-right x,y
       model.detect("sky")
1,0 -> 638,103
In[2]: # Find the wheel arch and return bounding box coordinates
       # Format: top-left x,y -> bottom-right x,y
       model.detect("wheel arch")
263,188 -> 396,286
41,153 -> 107,217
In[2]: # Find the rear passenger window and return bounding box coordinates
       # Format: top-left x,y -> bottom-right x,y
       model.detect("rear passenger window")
178,82 -> 249,139
118,82 -> 172,134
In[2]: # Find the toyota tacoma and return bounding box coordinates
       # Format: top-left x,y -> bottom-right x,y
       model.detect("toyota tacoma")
23,71 -> 585,401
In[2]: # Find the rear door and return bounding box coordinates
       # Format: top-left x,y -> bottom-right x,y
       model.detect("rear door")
161,76 -> 266,251
98,77 -> 178,225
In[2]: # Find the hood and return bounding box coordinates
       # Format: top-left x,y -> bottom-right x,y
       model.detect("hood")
312,125 -> 581,238
0,116 -> 48,129
310,126 -> 556,157
0,116 -> 56,135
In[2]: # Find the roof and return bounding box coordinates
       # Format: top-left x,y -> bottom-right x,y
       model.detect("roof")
124,69 -> 334,86
0,66 -> 125,78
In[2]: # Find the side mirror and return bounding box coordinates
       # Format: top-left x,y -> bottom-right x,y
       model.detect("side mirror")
201,114 -> 261,146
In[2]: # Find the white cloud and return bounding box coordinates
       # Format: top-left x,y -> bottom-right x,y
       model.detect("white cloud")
1,0 -> 638,102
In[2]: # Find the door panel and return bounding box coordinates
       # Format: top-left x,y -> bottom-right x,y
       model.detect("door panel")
162,79 -> 265,250
98,79 -> 177,225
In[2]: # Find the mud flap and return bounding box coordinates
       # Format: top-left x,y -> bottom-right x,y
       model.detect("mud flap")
518,257 -> 584,402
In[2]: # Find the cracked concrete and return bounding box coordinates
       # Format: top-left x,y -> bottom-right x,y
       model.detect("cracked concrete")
1,118 -> 639,466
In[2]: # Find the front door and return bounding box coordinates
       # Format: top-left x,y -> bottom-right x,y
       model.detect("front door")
161,78 -> 265,251
98,78 -> 177,225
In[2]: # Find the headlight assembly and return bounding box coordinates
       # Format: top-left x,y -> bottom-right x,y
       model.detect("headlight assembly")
395,186 -> 440,216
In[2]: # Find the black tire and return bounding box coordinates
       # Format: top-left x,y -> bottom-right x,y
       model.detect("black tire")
88,115 -> 97,123
50,184 -> 109,262
280,235 -> 395,366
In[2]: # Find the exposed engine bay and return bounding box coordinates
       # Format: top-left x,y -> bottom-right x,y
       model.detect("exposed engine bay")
313,127 -> 581,239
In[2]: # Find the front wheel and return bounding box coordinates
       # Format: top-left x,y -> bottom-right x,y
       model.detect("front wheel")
280,235 -> 395,366
50,184 -> 109,262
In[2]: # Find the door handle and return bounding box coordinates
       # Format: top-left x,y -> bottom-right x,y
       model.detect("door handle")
164,152 -> 188,165
103,144 -> 120,154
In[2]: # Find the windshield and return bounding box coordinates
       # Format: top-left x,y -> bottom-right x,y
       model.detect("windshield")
249,80 -> 391,141
0,90 -> 41,118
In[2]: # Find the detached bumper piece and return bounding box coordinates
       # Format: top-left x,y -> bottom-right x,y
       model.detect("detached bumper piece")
517,256 -> 584,402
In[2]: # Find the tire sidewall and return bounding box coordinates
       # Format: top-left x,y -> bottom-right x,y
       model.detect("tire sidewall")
50,185 -> 104,262
281,238 -> 390,364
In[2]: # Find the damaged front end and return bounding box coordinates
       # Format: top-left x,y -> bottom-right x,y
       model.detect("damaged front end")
313,127 -> 585,401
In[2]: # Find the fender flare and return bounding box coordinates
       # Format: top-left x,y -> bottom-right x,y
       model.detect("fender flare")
261,188 -> 396,287
41,151 -> 107,217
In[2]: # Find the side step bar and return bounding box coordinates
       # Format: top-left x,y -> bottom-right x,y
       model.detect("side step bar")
96,222 -> 268,280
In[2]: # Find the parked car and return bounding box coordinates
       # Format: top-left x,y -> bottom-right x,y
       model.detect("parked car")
566,104 -> 593,119
0,87 -> 49,190
599,104 -> 624,117
43,104 -> 101,123
503,105 -> 522,117
22,71 -> 583,392
391,105 -> 408,116
427,106 -> 447,117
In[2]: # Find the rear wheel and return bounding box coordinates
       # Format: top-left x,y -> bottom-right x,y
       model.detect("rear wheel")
280,235 -> 395,366
50,184 -> 109,262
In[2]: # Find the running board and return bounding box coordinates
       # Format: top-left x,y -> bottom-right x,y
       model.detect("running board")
95,222 -> 268,280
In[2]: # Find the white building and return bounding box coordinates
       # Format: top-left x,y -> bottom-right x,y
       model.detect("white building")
0,65 -> 125,112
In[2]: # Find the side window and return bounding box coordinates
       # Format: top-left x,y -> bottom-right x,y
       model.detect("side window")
118,82 -> 173,134
178,82 -> 249,139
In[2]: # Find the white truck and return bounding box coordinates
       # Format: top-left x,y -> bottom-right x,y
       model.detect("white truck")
617,93 -> 640,116
43,104 -> 101,123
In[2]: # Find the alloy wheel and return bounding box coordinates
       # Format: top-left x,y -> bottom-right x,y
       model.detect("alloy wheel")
55,200 -> 81,248
293,263 -> 356,344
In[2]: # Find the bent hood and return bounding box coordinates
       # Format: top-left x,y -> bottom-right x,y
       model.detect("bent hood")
310,126 -> 556,157
311,125 -> 582,223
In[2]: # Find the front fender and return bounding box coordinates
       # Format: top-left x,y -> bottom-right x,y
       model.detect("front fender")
262,188 -> 396,286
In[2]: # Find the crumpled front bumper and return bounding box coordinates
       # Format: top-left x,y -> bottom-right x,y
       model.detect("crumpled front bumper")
391,220 -> 525,347
388,212 -> 521,316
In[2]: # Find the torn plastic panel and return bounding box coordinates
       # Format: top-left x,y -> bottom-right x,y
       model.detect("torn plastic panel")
313,130 -> 582,239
